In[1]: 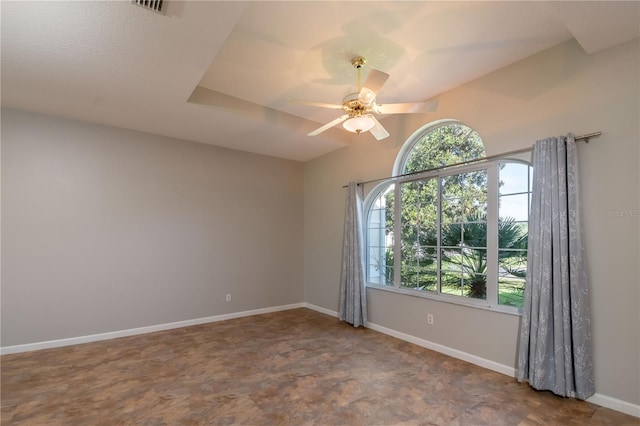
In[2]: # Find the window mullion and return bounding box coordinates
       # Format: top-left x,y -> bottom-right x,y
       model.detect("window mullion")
393,182 -> 402,288
485,163 -> 499,307
436,176 -> 442,295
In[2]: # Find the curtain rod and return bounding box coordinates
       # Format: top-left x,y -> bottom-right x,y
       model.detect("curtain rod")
343,131 -> 601,188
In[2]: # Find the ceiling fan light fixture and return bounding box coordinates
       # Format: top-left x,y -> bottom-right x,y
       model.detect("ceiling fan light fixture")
343,114 -> 375,134
359,87 -> 376,105
300,55 -> 437,140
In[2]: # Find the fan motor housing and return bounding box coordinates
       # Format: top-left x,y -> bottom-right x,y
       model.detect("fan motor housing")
342,93 -> 372,117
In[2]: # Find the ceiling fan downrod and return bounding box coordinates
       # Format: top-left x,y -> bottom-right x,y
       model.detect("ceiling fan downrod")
351,56 -> 366,91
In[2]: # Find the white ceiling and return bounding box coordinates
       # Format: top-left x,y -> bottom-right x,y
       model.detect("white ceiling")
2,1 -> 639,162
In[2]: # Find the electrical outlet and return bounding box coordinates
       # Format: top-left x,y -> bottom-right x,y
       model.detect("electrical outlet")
226,294 -> 232,302
427,314 -> 434,325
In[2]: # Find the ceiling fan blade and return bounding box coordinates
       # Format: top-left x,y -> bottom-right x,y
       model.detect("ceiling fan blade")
369,116 -> 390,141
290,99 -> 343,110
376,100 -> 439,115
308,115 -> 349,136
359,69 -> 389,103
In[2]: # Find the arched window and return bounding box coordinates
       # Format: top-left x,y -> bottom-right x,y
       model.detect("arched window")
397,121 -> 485,173
365,121 -> 531,311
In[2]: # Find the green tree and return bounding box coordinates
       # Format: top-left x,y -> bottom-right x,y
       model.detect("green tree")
404,124 -> 485,173
399,124 -> 487,291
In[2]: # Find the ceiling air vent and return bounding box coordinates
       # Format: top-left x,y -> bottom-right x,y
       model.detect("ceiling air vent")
131,0 -> 164,14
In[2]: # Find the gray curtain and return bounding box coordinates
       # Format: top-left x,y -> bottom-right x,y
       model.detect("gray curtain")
338,182 -> 367,327
517,134 -> 595,399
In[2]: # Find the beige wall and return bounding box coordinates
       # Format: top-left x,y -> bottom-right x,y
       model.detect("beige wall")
304,38 -> 640,405
1,108 -> 304,346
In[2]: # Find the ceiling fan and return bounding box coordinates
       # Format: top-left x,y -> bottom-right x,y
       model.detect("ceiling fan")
293,56 -> 439,141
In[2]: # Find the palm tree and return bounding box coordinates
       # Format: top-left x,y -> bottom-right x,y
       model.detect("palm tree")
440,214 -> 527,299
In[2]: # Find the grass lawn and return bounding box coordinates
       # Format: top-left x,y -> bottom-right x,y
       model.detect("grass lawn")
397,268 -> 525,308
498,279 -> 525,307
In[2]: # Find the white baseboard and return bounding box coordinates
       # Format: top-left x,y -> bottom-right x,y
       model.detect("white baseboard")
0,303 -> 305,355
587,393 -> 640,418
3,302 -> 638,418
366,321 -> 517,377
302,304 -> 640,418
303,303 -> 338,317
304,302 -> 516,376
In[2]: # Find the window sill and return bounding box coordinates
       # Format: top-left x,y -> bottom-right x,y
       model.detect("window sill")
366,283 -> 522,317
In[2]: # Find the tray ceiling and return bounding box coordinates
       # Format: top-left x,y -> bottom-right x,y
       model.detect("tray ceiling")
2,1 -> 638,161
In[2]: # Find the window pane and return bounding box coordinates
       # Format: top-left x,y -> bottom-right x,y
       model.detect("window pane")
366,183 -> 395,285
367,227 -> 385,247
384,247 -> 395,286
499,162 -> 530,195
416,270 -> 437,293
443,170 -> 488,222
499,277 -> 525,308
418,223 -> 437,246
418,247 -> 438,272
401,242 -> 418,267
441,197 -> 463,223
401,223 -> 419,247
367,266 -> 383,285
441,272 -> 463,296
442,174 -> 464,196
400,264 -> 418,289
440,248 -> 462,271
496,162 -> 530,307
401,180 -> 437,244
463,248 -> 487,271
498,250 -> 527,279
384,190 -> 395,224
462,222 -> 487,248
462,249 -> 487,300
439,168 -> 488,301
499,193 -> 529,221
400,178 -> 439,292
419,179 -> 439,203
402,180 -> 438,221
442,172 -> 488,220
498,248 -> 527,307
465,196 -> 487,219
463,273 -> 486,300
462,170 -> 487,219
403,123 -> 485,173
368,208 -> 384,228
368,246 -> 394,285
462,170 -> 488,191
441,223 -> 462,247
498,221 -> 528,249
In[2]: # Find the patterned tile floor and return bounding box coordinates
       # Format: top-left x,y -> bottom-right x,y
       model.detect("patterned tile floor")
2,308 -> 638,425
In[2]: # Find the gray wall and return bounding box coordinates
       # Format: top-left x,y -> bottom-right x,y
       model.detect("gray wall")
2,37 -> 638,410
304,38 -> 640,406
1,108 -> 304,346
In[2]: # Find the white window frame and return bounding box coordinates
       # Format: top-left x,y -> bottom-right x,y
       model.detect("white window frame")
364,121 -> 531,315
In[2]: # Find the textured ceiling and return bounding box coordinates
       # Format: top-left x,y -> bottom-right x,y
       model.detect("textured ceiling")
2,1 -> 638,161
